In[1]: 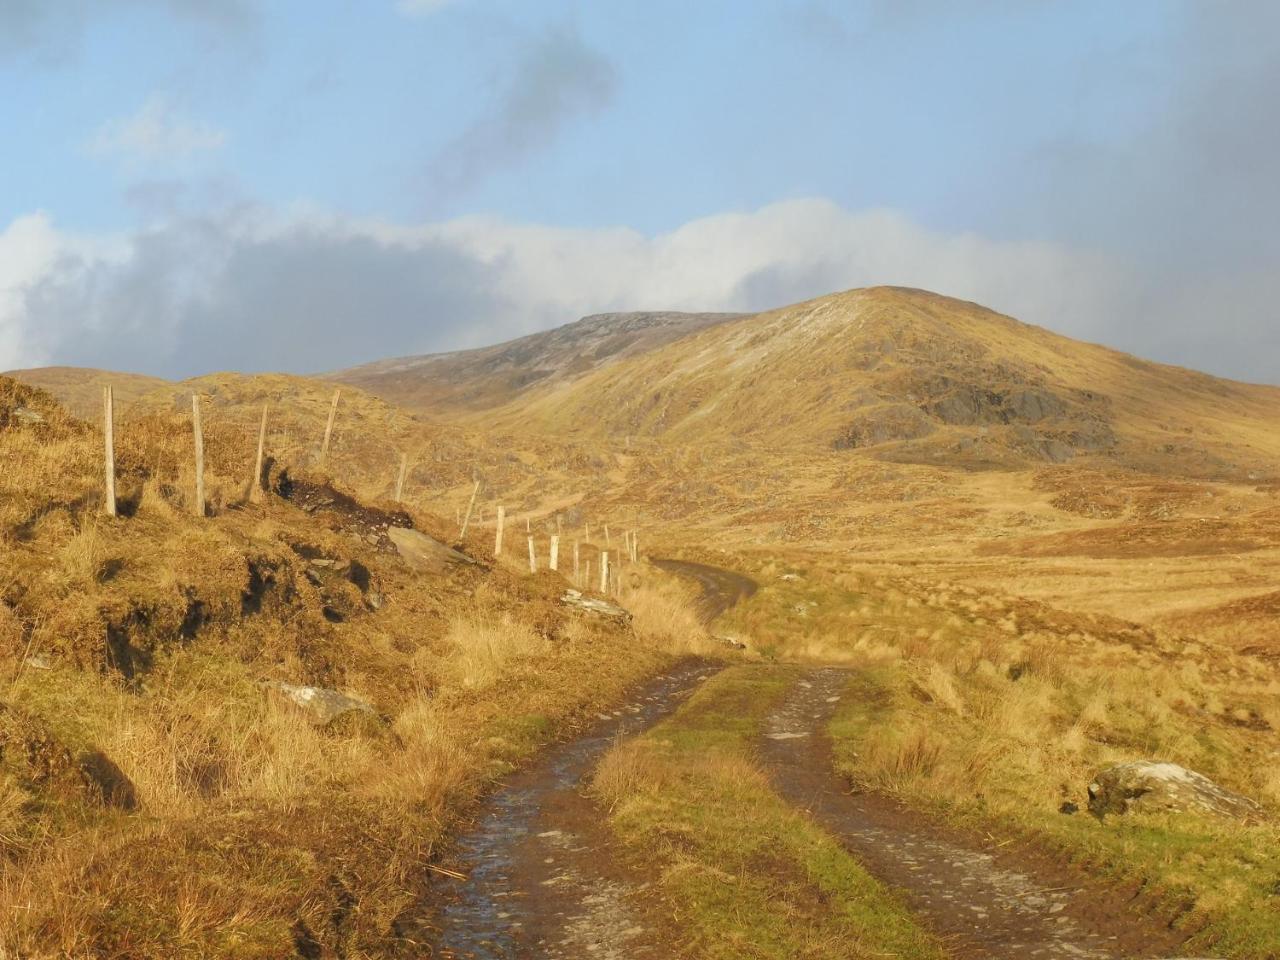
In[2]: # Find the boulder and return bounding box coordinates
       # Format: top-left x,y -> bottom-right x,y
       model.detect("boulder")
387,527 -> 477,574
277,682 -> 376,725
560,589 -> 631,622
1087,761 -> 1263,821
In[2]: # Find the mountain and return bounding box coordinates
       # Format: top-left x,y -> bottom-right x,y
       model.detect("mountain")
476,287 -> 1280,479
330,311 -> 748,414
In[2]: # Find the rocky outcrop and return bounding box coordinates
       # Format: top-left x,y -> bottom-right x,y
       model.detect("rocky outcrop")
560,589 -> 631,622
387,527 -> 478,574
1087,761 -> 1263,820
276,683 -> 377,725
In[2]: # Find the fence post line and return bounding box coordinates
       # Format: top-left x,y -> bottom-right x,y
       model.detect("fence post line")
600,550 -> 609,593
573,541 -> 580,583
494,505 -> 505,557
321,389 -> 340,463
395,452 -> 409,503
459,479 -> 480,537
549,535 -> 559,572
527,536 -> 537,573
250,402 -> 268,503
191,393 -> 205,518
103,386 -> 116,517
604,524 -> 611,546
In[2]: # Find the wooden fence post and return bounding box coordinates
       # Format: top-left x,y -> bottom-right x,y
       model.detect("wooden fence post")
573,541 -> 580,583
459,479 -> 480,537
527,536 -> 537,573
321,389 -> 340,463
191,393 -> 205,518
494,505 -> 505,556
395,453 -> 408,503
549,535 -> 559,572
604,524 -> 611,546
103,386 -> 116,517
600,551 -> 609,593
250,402 -> 268,503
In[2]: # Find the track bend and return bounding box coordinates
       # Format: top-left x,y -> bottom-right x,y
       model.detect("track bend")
416,560 -> 754,958
760,668 -> 1198,960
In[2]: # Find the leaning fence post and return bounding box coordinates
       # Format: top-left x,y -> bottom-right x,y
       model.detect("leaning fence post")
459,479 -> 480,537
549,535 -> 559,571
395,452 -> 409,503
494,505 -> 505,556
321,389 -> 340,463
103,386 -> 116,517
600,551 -> 609,593
191,393 -> 205,518
250,402 -> 268,503
527,536 -> 537,573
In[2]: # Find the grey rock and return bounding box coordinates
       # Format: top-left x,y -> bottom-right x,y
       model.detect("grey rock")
277,682 -> 375,725
560,589 -> 631,622
1087,761 -> 1263,820
387,526 -> 477,574
13,406 -> 45,425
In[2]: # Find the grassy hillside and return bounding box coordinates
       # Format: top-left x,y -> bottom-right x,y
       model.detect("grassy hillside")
5,366 -> 171,421
0,375 -> 704,957
478,287 -> 1280,479
331,311 -> 748,414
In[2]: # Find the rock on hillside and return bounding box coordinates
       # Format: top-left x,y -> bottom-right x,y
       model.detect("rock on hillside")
478,287 -> 1280,478
330,311 -> 748,414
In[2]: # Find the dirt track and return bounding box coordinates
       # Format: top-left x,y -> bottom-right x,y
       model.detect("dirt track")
650,557 -> 758,621
760,668 -> 1194,960
414,661 -> 715,958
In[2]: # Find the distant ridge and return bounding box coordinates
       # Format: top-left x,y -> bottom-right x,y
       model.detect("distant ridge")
330,310 -> 749,414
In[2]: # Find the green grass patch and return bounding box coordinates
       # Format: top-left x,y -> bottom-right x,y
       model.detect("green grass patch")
592,665 -> 944,960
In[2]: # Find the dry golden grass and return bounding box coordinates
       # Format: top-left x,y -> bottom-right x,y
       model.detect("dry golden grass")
0,374 -> 691,958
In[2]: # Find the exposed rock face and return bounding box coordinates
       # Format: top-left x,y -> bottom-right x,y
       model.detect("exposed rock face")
1087,761 -> 1263,820
387,527 -> 477,574
834,404 -> 935,449
277,682 -> 376,725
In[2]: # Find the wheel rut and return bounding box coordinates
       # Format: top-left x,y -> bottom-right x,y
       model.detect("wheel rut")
759,668 -> 1200,960
412,660 -> 716,958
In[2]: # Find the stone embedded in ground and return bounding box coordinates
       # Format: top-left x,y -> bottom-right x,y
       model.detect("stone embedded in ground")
1087,761 -> 1263,820
387,526 -> 477,574
277,682 -> 376,725
560,589 -> 631,622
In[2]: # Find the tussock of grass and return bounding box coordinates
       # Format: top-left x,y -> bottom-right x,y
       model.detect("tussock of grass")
591,667 -> 944,960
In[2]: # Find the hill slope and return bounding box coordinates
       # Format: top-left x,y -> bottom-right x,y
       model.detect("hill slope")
331,310 -> 748,414
4,366 -> 171,420
479,287 -> 1280,479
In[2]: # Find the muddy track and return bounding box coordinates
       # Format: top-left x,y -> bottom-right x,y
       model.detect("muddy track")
407,561 -> 756,957
408,661 -> 715,958
650,558 -> 758,622
760,668 -> 1197,960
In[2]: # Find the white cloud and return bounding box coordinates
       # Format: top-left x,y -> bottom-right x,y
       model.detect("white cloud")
1,198 -> 1272,384
88,94 -> 227,162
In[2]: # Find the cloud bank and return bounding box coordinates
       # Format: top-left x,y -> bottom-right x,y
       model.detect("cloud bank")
7,196 -> 1273,384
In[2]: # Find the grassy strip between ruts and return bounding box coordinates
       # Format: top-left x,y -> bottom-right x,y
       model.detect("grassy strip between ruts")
591,664 -> 945,960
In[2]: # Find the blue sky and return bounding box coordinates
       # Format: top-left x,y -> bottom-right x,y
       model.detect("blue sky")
1,1 -> 1276,381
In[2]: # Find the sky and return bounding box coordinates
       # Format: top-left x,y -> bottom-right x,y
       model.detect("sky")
0,0 -> 1277,382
